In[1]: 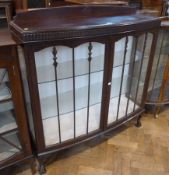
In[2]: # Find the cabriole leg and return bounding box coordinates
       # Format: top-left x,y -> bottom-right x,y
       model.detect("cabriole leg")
38,163 -> 46,175
135,115 -> 142,128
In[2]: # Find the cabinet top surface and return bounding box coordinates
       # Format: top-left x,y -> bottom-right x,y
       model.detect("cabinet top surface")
0,29 -> 16,46
10,5 -> 161,43
65,0 -> 128,5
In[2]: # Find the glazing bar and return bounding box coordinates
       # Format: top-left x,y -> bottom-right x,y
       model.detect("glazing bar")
72,48 -> 76,138
52,46 -> 61,143
133,33 -> 148,111
87,42 -> 92,134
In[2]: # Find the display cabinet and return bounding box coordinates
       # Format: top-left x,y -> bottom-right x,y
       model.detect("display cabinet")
146,19 -> 169,117
0,30 -> 32,171
0,0 -> 13,28
10,5 -> 160,174
161,0 -> 169,16
129,0 -> 142,9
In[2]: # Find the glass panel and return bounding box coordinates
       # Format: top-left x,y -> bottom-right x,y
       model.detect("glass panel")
18,46 -> 35,138
0,69 -> 10,100
147,30 -> 169,103
0,131 -> 21,161
74,43 -> 105,136
35,46 -> 73,83
0,69 -> 22,162
134,33 -> 153,108
0,110 -> 17,134
35,42 -> 105,146
0,69 -> 18,134
108,36 -> 134,124
35,46 -> 74,145
108,34 -> 153,125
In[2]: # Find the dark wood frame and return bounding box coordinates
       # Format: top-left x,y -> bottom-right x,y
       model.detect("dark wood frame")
0,44 -> 33,171
10,6 -> 161,174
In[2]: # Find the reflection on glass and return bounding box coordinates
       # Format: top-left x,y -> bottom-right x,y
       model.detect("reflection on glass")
0,69 -> 11,101
35,42 -> 105,146
0,110 -> 17,134
0,132 -> 21,161
147,30 -> 169,103
0,68 -> 20,162
108,34 -> 153,125
0,69 -> 17,134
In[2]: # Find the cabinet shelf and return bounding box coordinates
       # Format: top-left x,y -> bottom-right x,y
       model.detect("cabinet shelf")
39,73 -> 144,120
39,81 -> 103,119
0,97 -> 12,104
0,131 -> 21,162
35,54 -> 104,83
42,94 -> 139,146
0,34 -> 32,169
38,69 -> 104,85
108,94 -> 139,124
37,59 -> 143,85
0,111 -> 17,135
0,15 -> 7,19
0,83 -> 12,103
43,102 -> 101,146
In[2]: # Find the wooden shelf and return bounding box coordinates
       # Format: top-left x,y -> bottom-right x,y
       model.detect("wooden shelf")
0,111 -> 17,135
0,14 -> 7,19
0,84 -> 12,103
0,131 -> 21,162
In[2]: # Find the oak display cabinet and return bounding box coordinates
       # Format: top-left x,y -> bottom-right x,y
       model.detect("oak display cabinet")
0,33 -> 32,171
10,5 -> 160,173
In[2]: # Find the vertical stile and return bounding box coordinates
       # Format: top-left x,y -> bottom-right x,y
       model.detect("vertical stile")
133,33 -> 148,111
116,36 -> 129,121
149,31 -> 165,100
87,42 -> 93,134
72,48 -> 76,138
125,37 -> 138,116
52,46 -> 61,143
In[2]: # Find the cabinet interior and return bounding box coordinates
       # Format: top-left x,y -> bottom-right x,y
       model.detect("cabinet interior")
23,33 -> 154,147
0,68 -> 21,161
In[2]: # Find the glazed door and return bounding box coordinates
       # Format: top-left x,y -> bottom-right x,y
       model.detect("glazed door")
0,56 -> 31,168
34,42 -> 105,147
107,33 -> 154,126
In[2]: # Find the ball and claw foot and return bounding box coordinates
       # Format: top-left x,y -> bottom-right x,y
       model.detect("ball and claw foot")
135,115 -> 142,128
154,114 -> 159,119
39,164 -> 46,175
154,107 -> 160,119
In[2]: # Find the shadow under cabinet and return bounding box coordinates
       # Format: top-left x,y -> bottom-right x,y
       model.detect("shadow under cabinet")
10,5 -> 161,174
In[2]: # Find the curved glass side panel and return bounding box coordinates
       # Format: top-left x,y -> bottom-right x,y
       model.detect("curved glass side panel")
147,30 -> 169,103
0,69 -> 21,161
